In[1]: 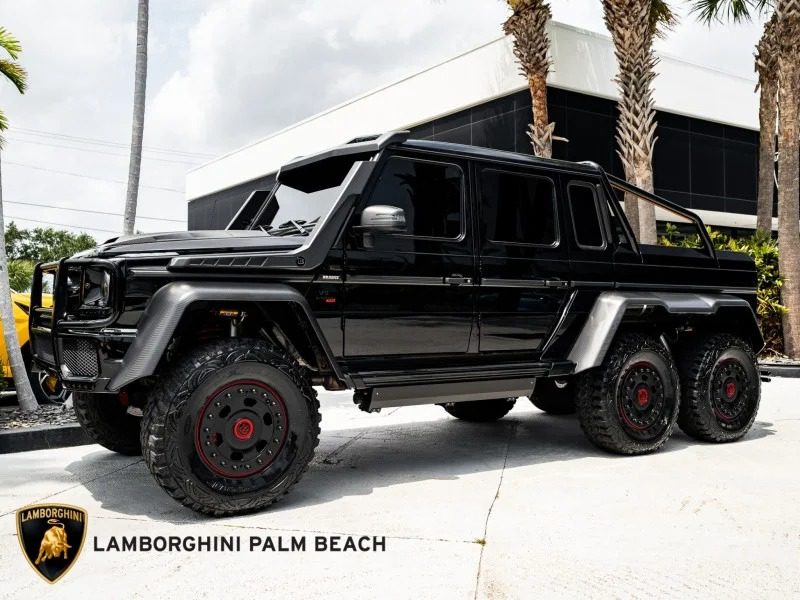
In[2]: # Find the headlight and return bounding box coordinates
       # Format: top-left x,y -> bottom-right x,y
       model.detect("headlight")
82,268 -> 111,307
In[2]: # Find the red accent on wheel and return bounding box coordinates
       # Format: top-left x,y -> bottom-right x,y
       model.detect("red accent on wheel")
233,417 -> 255,441
725,381 -> 737,399
637,387 -> 650,407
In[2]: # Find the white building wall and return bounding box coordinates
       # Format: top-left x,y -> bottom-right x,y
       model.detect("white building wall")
186,21 -> 758,202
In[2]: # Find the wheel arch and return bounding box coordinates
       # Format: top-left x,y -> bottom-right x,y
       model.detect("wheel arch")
567,292 -> 764,374
107,282 -> 344,391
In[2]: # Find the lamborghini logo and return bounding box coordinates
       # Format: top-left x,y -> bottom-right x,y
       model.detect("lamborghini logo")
16,503 -> 87,584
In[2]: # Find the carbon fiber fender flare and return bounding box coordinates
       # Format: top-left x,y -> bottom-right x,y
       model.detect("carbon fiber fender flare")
567,291 -> 764,374
108,282 -> 342,391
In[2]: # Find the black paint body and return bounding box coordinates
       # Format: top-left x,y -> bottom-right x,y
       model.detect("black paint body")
28,140 -> 759,395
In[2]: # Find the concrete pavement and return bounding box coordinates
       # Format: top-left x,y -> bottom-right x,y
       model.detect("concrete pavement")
1,378 -> 798,599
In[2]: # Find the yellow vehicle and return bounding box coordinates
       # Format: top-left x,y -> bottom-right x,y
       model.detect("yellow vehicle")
3,291 -> 68,404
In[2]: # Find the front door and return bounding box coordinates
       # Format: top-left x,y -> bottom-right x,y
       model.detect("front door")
475,164 -> 571,358
342,152 -> 475,370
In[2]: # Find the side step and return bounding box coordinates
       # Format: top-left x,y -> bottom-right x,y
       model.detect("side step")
364,377 -> 536,411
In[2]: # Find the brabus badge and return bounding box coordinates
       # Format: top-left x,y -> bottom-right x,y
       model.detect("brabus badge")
16,503 -> 88,584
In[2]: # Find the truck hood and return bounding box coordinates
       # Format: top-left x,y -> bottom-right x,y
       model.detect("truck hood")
80,230 -> 305,257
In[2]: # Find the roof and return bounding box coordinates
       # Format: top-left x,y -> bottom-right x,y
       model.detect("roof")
187,20 -> 759,201
397,139 -> 603,174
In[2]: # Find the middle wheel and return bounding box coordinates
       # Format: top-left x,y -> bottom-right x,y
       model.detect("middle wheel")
575,333 -> 680,455
442,398 -> 516,422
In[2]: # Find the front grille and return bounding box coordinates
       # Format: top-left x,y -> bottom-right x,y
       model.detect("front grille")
62,338 -> 99,377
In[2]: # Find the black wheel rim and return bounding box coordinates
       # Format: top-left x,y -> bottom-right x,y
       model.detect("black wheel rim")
194,379 -> 289,479
711,358 -> 753,428
617,361 -> 670,441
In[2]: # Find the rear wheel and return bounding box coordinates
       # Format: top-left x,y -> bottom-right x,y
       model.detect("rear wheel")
73,392 -> 142,455
529,378 -> 576,415
442,398 -> 516,422
141,339 -> 320,516
575,333 -> 680,455
677,334 -> 760,443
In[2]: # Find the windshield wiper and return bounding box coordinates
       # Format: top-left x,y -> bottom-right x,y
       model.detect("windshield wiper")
264,217 -> 319,237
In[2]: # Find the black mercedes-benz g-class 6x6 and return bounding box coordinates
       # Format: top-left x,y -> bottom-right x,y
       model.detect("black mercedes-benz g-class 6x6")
29,131 -> 763,515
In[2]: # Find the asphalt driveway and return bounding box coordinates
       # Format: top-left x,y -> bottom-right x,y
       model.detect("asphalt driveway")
1,378 -> 798,598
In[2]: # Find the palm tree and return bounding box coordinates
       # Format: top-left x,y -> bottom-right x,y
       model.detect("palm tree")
603,0 -> 677,245
690,0 -> 800,358
503,0 -> 556,158
123,0 -> 149,235
754,14 -> 778,234
0,26 -> 36,411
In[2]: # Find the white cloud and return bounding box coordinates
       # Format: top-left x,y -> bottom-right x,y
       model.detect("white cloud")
0,0 -> 770,240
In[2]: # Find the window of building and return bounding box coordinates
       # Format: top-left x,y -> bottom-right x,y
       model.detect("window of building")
367,156 -> 463,239
480,169 -> 557,246
568,182 -> 606,249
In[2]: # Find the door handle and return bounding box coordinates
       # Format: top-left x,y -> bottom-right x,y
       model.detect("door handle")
545,279 -> 569,288
444,275 -> 472,286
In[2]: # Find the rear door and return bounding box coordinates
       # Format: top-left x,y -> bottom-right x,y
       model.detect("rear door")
475,164 -> 571,357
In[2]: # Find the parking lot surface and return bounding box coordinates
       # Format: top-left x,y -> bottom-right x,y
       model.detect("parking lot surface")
1,378 -> 798,599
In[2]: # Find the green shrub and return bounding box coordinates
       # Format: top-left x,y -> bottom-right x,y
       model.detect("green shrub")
7,259 -> 36,293
660,227 -> 785,354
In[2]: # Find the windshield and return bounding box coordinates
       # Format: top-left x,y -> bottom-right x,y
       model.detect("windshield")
250,151 -> 372,235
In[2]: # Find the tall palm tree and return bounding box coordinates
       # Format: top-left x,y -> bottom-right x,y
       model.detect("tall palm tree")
690,0 -> 800,358
503,0 -> 556,158
123,0 -> 149,235
603,0 -> 677,245
754,14 -> 778,234
0,26 -> 36,411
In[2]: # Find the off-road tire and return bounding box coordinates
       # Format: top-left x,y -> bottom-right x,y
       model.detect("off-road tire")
140,339 -> 320,517
575,333 -> 680,455
677,334 -> 760,443
529,378 -> 576,415
442,398 -> 516,422
73,392 -> 142,455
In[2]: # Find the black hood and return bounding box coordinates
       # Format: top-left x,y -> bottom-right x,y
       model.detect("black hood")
80,230 -> 305,258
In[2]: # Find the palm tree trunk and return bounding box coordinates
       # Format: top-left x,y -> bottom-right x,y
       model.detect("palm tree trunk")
528,73 -> 554,158
756,77 -> 777,234
776,56 -> 800,358
123,0 -> 149,236
604,0 -> 659,245
0,152 -> 37,411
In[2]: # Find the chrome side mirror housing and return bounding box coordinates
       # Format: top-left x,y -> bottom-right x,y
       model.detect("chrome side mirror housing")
359,205 -> 407,233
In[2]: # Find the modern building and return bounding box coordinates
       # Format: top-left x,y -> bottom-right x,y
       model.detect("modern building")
186,21 -> 770,234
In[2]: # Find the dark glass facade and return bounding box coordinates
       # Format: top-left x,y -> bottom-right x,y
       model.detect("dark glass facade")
189,86 -> 765,231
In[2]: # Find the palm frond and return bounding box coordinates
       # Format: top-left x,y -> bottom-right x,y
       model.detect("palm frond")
0,59 -> 26,94
651,0 -> 679,37
689,0 -> 771,24
0,26 -> 22,59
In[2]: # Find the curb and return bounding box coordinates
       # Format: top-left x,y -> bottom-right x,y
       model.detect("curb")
0,423 -> 92,454
759,362 -> 800,379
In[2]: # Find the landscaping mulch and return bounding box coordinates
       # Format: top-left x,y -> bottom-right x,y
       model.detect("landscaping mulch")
0,403 -> 76,430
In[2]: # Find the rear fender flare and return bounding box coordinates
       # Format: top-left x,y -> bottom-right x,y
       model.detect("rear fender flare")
107,282 -> 341,391
567,291 -> 764,374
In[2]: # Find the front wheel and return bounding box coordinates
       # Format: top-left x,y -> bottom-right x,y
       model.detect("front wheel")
141,339 -> 320,516
73,392 -> 142,455
442,398 -> 516,422
575,333 -> 680,455
677,334 -> 760,443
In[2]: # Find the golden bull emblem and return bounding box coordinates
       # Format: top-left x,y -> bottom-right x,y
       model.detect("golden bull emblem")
16,504 -> 87,584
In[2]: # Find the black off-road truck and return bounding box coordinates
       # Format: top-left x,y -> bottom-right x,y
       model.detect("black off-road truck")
29,131 -> 762,516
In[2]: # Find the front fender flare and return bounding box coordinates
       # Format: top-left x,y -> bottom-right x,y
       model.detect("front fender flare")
567,292 -> 763,374
108,282 -> 341,391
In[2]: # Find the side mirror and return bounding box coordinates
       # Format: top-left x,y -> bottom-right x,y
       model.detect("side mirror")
359,205 -> 407,233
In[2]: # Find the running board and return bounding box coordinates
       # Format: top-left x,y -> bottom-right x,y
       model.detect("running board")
366,378 -> 536,410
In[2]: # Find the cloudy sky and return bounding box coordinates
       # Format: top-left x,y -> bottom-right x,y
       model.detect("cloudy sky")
0,0 -> 765,240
